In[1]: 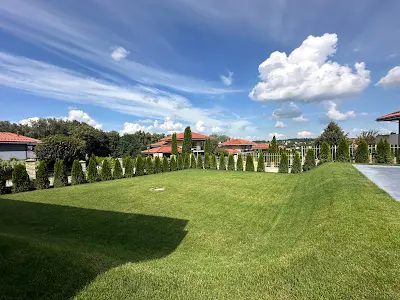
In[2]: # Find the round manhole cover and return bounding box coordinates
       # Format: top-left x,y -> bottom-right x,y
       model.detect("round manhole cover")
150,187 -> 165,191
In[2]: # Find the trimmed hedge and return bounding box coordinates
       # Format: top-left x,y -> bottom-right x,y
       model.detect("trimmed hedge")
12,164 -> 30,193
228,154 -> 235,171
236,155 -> 243,171
303,149 -> 315,171
146,156 -> 154,175
320,142 -> 332,163
0,166 -> 6,194
124,156 -> 134,178
291,152 -> 301,173
355,138 -> 369,163
101,159 -> 112,181
87,154 -> 99,183
154,156 -> 162,173
278,152 -> 289,173
36,160 -> 50,189
113,159 -> 123,179
190,154 -> 196,169
170,156 -> 177,171
54,159 -> 68,187
177,155 -> 183,170
257,153 -> 265,172
245,154 -> 254,172
136,155 -> 145,176
71,160 -> 85,185
197,155 -> 203,169
163,156 -> 170,172
219,154 -> 226,170
211,154 -> 217,170
336,138 -> 350,162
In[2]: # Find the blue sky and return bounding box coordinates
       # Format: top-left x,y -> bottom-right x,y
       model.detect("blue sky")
0,0 -> 400,140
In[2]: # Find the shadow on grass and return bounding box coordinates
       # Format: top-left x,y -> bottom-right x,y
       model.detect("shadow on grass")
0,198 -> 188,300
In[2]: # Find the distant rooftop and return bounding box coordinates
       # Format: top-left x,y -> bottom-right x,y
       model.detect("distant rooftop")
0,132 -> 40,144
376,110 -> 400,121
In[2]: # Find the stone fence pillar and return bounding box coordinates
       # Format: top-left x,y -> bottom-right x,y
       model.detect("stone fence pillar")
79,160 -> 87,173
25,159 -> 37,180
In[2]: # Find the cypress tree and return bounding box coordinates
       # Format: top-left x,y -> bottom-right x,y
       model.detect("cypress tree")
0,166 -> 6,194
245,154 -> 254,172
211,154 -> 217,169
177,155 -> 183,170
257,152 -> 265,172
196,155 -> 203,169
71,159 -> 85,185
291,152 -> 302,174
171,133 -> 178,156
170,156 -> 177,171
303,149 -> 315,171
113,159 -> 123,179
184,154 -> 190,169
337,138 -> 350,162
12,164 -> 31,193
204,139 -> 212,155
154,156 -> 162,173
385,139 -> 392,164
182,126 -> 192,155
101,159 -> 112,181
54,159 -> 68,187
190,154 -> 196,169
320,142 -> 332,163
146,156 -> 154,175
227,154 -> 235,171
376,138 -> 392,164
36,160 -> 50,189
87,154 -> 99,183
269,136 -> 279,154
204,153 -> 210,169
124,156 -> 134,178
236,154 -> 243,171
135,155 -> 145,176
355,138 -> 369,163
218,154 -> 226,170
279,152 -> 289,173
163,156 -> 170,172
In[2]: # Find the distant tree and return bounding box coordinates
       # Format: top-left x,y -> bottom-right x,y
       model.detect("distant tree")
236,155 -> 243,171
71,159 -> 85,185
257,153 -> 265,172
54,159 -> 68,187
12,164 -> 31,193
0,167 -> 6,194
215,147 -> 229,157
124,156 -> 134,178
291,152 -> 302,174
190,154 -> 196,169
320,142 -> 332,163
36,160 -> 50,189
177,155 -> 183,170
101,159 -> 112,181
356,130 -> 378,146
171,133 -> 178,156
245,154 -> 254,172
219,153 -> 226,170
154,156 -> 162,173
163,156 -> 170,172
269,136 -> 279,154
135,155 -> 145,176
279,152 -> 289,173
184,154 -> 190,169
208,136 -> 220,154
316,122 -> 346,146
355,138 -> 369,163
376,138 -> 392,164
209,134 -> 230,143
204,153 -> 210,169
303,149 -> 315,171
146,156 -> 154,175
107,131 -> 120,157
196,155 -> 203,169
182,126 -> 192,155
87,154 -> 99,183
336,138 -> 350,162
113,159 -> 123,179
170,156 -> 177,171
211,154 -> 217,169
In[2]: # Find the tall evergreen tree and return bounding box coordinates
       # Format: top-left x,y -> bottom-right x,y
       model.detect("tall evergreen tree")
184,154 -> 190,169
177,155 -> 183,170
171,133 -> 178,156
257,153 -> 265,172
113,159 -> 123,179
101,159 -> 112,181
163,156 -> 170,172
376,138 -> 392,164
0,166 -> 6,195
219,153 -> 226,170
87,154 -> 99,183
154,156 -> 162,173
204,139 -> 212,155
71,159 -> 85,185
355,138 -> 369,163
182,126 -> 192,155
211,154 -> 217,169
54,159 -> 68,187
278,152 -> 289,173
135,155 -> 145,176
190,154 -> 196,169
196,155 -> 203,169
316,122 -> 346,146
291,152 -> 302,174
269,136 -> 279,154
227,154 -> 235,170
204,153 -> 210,169
336,138 -> 350,162
320,142 -> 332,163
36,160 -> 50,189
303,149 -> 315,171
170,156 -> 177,171
236,154 -> 243,171
124,156 -> 134,178
245,154 -> 254,172
146,156 -> 154,175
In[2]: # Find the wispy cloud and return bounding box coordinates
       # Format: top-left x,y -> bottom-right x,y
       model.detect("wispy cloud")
111,46 -> 130,61
220,70 -> 233,86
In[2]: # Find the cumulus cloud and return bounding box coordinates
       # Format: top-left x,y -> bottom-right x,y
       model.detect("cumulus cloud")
111,46 -> 130,61
122,122 -> 152,134
297,131 -> 313,138
326,101 -> 356,121
249,33 -> 371,102
220,70 -> 234,86
377,66 -> 400,88
155,117 -> 183,131
19,117 -> 40,126
272,102 -> 302,119
196,120 -> 206,132
66,109 -> 102,129
269,133 -> 285,139
274,121 -> 286,128
122,117 -> 184,134
293,115 -> 309,122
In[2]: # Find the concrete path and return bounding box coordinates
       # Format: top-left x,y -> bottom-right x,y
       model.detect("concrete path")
354,164 -> 400,201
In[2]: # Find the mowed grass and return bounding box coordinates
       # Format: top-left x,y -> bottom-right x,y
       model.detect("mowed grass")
1,163 -> 400,299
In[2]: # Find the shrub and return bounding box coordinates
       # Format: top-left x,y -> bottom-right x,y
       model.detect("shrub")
71,159 -> 85,185
154,156 -> 162,173
219,154 -> 226,170
245,154 -> 254,172
197,155 -> 203,169
204,153 -> 210,169
101,159 -> 112,181
320,142 -> 332,163
211,154 -> 217,169
336,138 -> 350,162
291,152 -> 302,174
257,153 -> 265,172
228,154 -> 235,171
124,156 -> 134,178
269,136 -> 279,154
190,154 -> 196,169
184,154 -> 190,169
170,156 -> 177,171
163,156 -> 170,172
236,155 -> 243,171
53,159 -> 68,187
87,154 -> 99,183
135,155 -> 145,176
355,138 -> 369,163
171,133 -> 178,156
0,166 -> 6,194
303,149 -> 315,171
279,152 -> 289,173
36,160 -> 50,189
376,138 -> 392,164
177,155 -> 183,170
12,164 -> 31,193
113,159 -> 123,179
146,156 -> 154,175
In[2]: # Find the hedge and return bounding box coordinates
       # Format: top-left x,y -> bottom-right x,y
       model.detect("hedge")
291,152 -> 302,173
36,160 -> 50,189
154,156 -> 162,173
12,164 -> 31,193
303,149 -> 315,171
278,152 -> 289,173
163,156 -> 170,172
124,156 -> 134,178
87,154 -> 99,183
136,155 -> 145,176
236,155 -> 243,171
204,153 -> 210,169
197,155 -> 203,169
245,154 -> 254,172
54,159 -> 68,187
219,154 -> 226,170
320,142 -> 332,163
101,159 -> 112,181
170,156 -> 177,171
355,138 -> 369,163
146,156 -> 154,175
71,159 -> 85,185
190,154 -> 196,169
113,159 -> 123,179
336,138 -> 350,162
227,154 -> 235,171
257,153 -> 265,172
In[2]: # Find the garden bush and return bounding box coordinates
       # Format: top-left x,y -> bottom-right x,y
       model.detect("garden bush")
211,154 -> 217,169
124,156 -> 134,178
228,154 -> 235,171
170,156 -> 177,171
113,159 -> 123,179
0,166 -> 6,194
54,159 -> 68,187
219,154 -> 226,170
177,155 -> 183,170
257,153 -> 265,172
36,160 -> 50,189
291,152 -> 301,174
101,159 -> 112,181
236,155 -> 243,171
355,138 -> 369,163
154,156 -> 162,173
190,154 -> 196,169
303,149 -> 315,171
279,152 -> 289,173
336,138 -> 350,162
376,138 -> 392,164
71,159 -> 85,185
87,154 -> 99,183
197,155 -> 203,169
163,156 -> 170,172
135,155 -> 145,176
184,154 -> 190,169
12,164 -> 31,193
320,142 -> 332,163
146,156 -> 154,175
204,153 -> 210,169
245,154 -> 254,172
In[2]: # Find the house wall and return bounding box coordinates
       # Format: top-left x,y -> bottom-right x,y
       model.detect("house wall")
221,144 -> 253,151
0,143 -> 36,160
376,134 -> 399,145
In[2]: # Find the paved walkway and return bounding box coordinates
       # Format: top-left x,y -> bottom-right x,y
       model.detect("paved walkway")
354,164 -> 400,201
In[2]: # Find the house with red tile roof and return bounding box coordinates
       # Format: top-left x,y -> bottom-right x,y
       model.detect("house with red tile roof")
252,143 -> 269,152
0,132 -> 40,160
219,138 -> 257,154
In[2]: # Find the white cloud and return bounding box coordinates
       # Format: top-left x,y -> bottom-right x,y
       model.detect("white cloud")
66,109 -> 102,129
196,120 -> 206,132
326,101 -> 356,121
155,117 -> 183,131
272,102 -> 302,119
211,126 -> 224,133
377,66 -> 400,88
293,115 -> 309,122
269,133 -> 285,139
19,117 -> 40,126
274,121 -> 286,128
220,70 -> 233,86
122,122 -> 152,134
111,46 -> 130,61
249,33 -> 371,102
297,131 -> 313,138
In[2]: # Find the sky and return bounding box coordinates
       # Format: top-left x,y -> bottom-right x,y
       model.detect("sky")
0,0 -> 400,140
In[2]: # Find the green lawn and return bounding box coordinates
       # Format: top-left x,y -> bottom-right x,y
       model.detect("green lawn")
1,163 -> 400,299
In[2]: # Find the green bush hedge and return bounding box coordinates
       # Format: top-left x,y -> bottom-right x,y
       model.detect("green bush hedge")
146,156 -> 154,175
113,159 -> 123,179
154,156 -> 161,173
236,155 -> 243,171
320,142 -> 332,163
291,152 -> 301,173
12,164 -> 31,193
87,154 -> 99,183
170,156 -> 177,171
303,149 -> 315,171
197,155 -> 203,169
228,154 -> 235,171
204,153 -> 210,169
71,160 -> 85,185
101,159 -> 112,181
355,138 -> 369,163
245,154 -> 254,172
278,152 -> 289,173
36,160 -> 50,189
136,155 -> 145,176
336,138 -> 350,162
54,159 -> 68,187
163,156 -> 170,172
124,156 -> 134,178
219,154 -> 226,170
257,153 -> 265,172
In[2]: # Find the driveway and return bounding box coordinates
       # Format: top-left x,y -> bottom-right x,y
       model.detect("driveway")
354,164 -> 400,201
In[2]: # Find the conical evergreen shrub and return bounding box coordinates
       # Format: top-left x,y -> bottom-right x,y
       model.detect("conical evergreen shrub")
355,138 -> 369,163
184,154 -> 190,169
154,156 -> 162,173
279,152 -> 289,173
245,154 -> 254,172
257,153 -> 265,172
376,138 -> 392,164
54,159 -> 68,187
135,155 -> 144,176
227,154 -> 235,171
163,156 -> 170,172
236,155 -> 243,171
336,138 -> 350,162
219,154 -> 226,170
196,155 -> 203,169
124,156 -> 134,178
101,159 -> 112,181
0,166 -> 6,195
12,164 -> 31,193
291,152 -> 301,173
71,159 -> 85,185
146,156 -> 154,175
113,159 -> 123,179
190,154 -> 196,169
36,160 -> 50,189
87,154 -> 99,183
303,149 -> 315,171
177,155 -> 183,170
170,156 -> 177,171
204,153 -> 210,169
211,154 -> 217,169
320,142 -> 332,163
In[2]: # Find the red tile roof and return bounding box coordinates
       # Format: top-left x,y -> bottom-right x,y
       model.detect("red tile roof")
163,132 -> 209,141
376,110 -> 400,121
226,148 -> 241,154
253,143 -> 269,150
0,132 -> 40,144
150,141 -> 167,147
142,146 -> 182,154
220,138 -> 257,146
